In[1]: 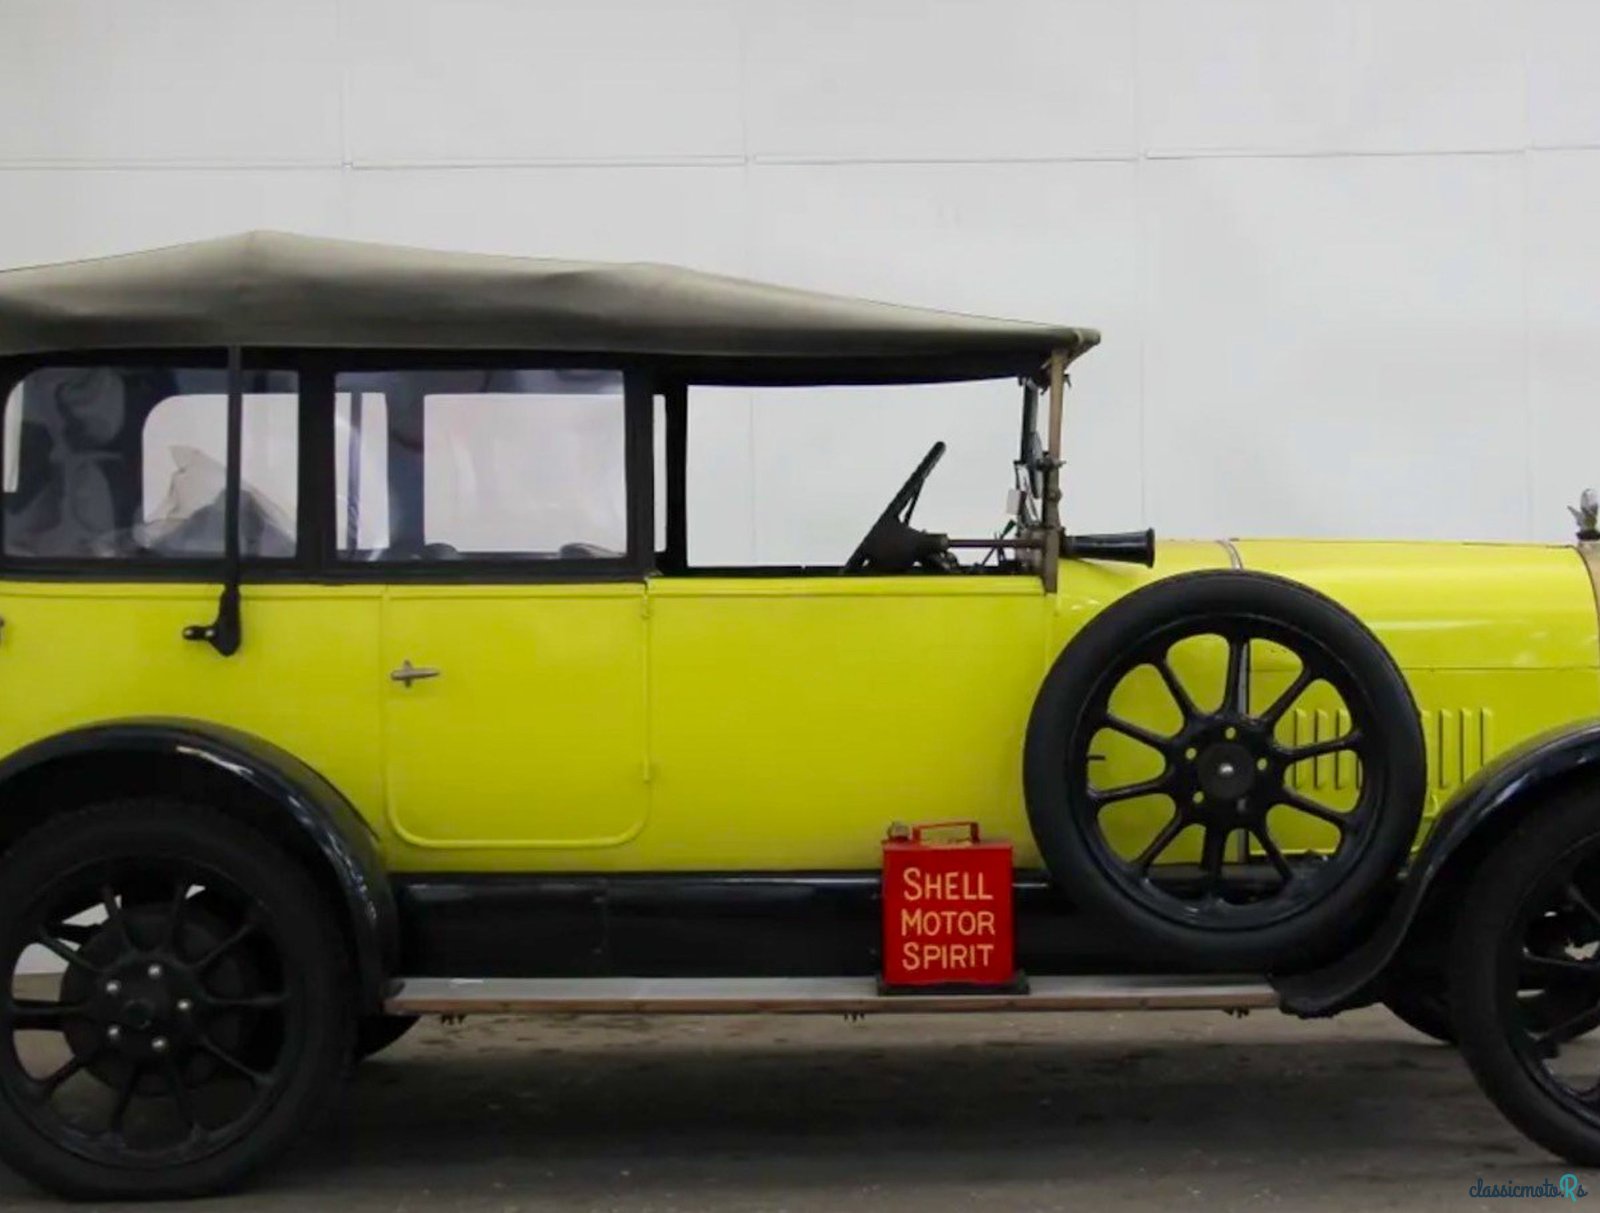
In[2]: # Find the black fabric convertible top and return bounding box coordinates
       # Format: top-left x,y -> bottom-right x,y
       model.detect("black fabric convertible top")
0,232 -> 1098,382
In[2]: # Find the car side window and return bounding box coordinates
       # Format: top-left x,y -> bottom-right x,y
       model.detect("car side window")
333,368 -> 626,562
1,367 -> 298,561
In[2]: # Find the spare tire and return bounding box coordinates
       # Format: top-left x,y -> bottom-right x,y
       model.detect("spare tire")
1024,570 -> 1424,970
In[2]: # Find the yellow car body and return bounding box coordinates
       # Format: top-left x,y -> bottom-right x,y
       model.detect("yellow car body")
2,537 -> 1591,876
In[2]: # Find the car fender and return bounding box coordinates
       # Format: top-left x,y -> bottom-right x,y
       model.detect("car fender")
1275,718 -> 1600,1016
0,718 -> 399,1010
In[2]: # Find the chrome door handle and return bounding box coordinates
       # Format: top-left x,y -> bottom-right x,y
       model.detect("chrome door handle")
390,660 -> 441,687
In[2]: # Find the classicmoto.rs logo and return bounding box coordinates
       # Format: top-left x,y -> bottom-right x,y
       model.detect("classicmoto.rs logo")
1468,1174 -> 1588,1201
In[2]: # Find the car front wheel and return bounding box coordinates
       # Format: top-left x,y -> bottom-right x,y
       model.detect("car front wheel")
0,800 -> 354,1199
1452,784 -> 1600,1165
1024,571 -> 1426,970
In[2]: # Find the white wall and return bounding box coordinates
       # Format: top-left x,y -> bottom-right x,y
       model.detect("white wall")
3,0 -> 1600,562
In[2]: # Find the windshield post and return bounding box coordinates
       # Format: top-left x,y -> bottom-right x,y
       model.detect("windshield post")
1041,349 -> 1066,593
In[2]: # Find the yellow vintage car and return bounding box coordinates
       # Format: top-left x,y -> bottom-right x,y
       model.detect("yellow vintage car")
0,231 -> 1598,1197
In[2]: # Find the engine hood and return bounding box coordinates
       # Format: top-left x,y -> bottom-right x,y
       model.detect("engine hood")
1227,539 -> 1598,671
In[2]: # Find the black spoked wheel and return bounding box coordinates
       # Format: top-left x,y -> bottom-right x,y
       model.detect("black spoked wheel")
0,801 -> 353,1200
1025,571 -> 1425,969
1453,786 -> 1600,1165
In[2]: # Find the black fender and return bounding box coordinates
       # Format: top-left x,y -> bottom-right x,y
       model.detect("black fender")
0,718 -> 399,1011
1276,718 -> 1600,1016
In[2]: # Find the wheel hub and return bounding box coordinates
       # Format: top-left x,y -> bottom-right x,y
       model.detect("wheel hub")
1196,740 -> 1258,801
58,901 -> 251,1087
64,954 -> 198,1083
1172,717 -> 1280,829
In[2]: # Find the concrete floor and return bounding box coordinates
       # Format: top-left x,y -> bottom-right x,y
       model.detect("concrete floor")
0,1006 -> 1587,1211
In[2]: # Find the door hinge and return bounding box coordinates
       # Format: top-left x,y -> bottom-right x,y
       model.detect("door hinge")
639,597 -> 653,621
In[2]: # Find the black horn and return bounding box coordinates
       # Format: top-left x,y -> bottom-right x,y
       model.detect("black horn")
1061,528 -> 1156,567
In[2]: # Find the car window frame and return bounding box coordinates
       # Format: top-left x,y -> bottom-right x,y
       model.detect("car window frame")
0,349 -> 657,587
0,349 -> 311,582
304,353 -> 654,586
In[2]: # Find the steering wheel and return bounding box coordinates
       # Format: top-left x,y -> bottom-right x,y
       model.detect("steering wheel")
844,441 -> 947,573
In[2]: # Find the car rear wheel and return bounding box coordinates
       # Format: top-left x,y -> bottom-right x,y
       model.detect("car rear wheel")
0,800 -> 353,1199
1024,571 -> 1426,970
1452,785 -> 1600,1165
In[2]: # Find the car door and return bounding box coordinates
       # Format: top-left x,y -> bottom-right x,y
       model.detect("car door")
645,573 -> 1053,870
346,367 -> 651,860
0,363 -> 386,822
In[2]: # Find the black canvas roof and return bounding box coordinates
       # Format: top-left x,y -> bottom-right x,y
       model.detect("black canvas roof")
0,232 -> 1098,383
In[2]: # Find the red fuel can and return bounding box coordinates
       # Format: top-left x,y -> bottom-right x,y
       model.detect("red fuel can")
881,821 -> 1018,991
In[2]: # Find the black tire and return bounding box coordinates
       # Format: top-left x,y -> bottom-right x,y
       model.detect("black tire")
354,1014 -> 418,1061
1383,983 -> 1456,1044
0,800 -> 354,1200
1452,785 -> 1600,1165
1024,570 -> 1425,970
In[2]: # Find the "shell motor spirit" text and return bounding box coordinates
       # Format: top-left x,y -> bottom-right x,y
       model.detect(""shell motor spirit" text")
896,866 -> 1000,972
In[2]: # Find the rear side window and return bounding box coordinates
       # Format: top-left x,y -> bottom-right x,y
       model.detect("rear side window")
1,367 -> 298,561
333,368 -> 626,562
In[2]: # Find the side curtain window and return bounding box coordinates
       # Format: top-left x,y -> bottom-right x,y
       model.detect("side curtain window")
333,368 -> 626,562
1,366 -> 298,561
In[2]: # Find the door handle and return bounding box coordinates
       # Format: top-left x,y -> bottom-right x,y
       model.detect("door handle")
390,659 -> 441,688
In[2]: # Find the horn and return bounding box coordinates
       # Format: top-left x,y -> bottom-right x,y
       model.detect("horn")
1061,528 -> 1156,567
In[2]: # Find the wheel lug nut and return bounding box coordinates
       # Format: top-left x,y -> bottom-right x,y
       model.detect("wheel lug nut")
176,999 -> 193,1014
147,964 -> 164,981
106,1025 -> 122,1044
104,980 -> 122,997
152,1037 -> 169,1055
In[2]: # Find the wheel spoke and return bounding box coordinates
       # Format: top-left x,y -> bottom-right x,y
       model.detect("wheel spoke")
107,1062 -> 140,1138
1567,883 -> 1600,935
1199,826 -> 1227,892
1223,634 -> 1247,716
194,910 -> 260,971
1535,1001 -> 1600,1049
1278,791 -> 1352,834
1132,813 -> 1186,873
101,884 -> 130,941
164,1061 -> 199,1131
1100,714 -> 1172,754
163,878 -> 191,952
4,999 -> 85,1032
1284,732 -> 1363,763
1256,667 -> 1315,729
27,1054 -> 85,1102
1521,951 -> 1600,988
1089,774 -> 1173,808
197,1037 -> 271,1088
1152,655 -> 1200,723
99,884 -> 137,951
204,991 -> 289,1012
1252,826 -> 1295,883
33,931 -> 100,975
47,921 -> 96,946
